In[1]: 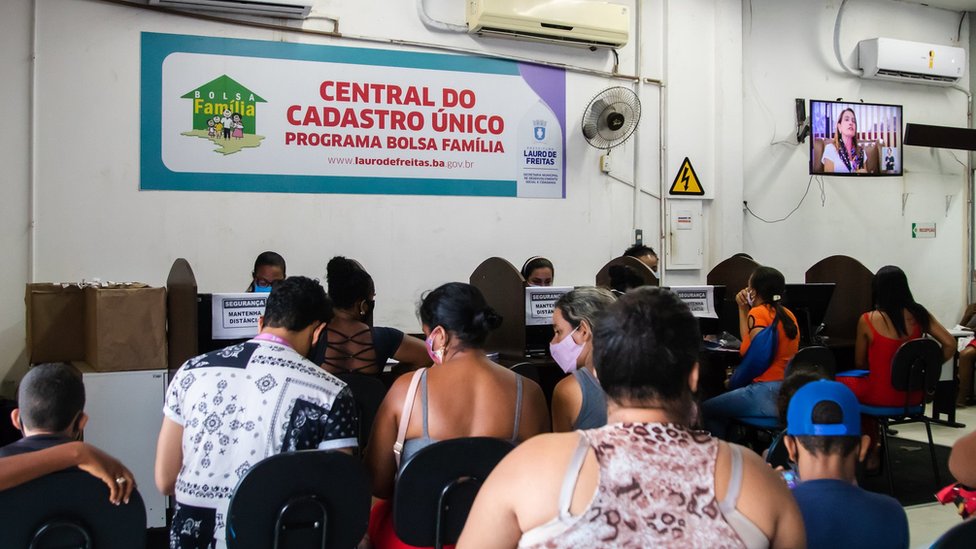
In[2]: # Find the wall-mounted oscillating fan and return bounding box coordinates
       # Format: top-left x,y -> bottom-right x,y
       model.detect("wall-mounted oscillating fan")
581,86 -> 641,151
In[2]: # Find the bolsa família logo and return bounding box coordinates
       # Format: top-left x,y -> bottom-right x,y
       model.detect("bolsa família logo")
181,75 -> 267,155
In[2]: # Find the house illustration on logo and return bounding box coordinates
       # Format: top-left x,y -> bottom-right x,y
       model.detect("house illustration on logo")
180,75 -> 267,155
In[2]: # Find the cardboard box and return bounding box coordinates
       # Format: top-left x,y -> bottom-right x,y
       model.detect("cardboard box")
84,285 -> 168,371
25,283 -> 86,363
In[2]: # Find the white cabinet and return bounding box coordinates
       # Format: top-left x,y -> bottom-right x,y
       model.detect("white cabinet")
81,368 -> 168,528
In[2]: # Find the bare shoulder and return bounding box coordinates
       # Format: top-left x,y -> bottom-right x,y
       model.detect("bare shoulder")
495,432 -> 582,479
553,372 -> 580,396
383,368 -> 424,409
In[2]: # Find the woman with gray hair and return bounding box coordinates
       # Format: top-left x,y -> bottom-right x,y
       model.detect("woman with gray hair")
549,287 -> 617,432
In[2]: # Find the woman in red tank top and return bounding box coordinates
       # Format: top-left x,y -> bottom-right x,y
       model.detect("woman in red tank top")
841,266 -> 954,406
838,266 -> 955,454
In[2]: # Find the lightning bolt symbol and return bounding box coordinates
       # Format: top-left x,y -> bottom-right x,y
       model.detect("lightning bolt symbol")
681,166 -> 690,191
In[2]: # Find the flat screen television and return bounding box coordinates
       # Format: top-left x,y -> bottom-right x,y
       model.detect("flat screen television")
809,100 -> 903,176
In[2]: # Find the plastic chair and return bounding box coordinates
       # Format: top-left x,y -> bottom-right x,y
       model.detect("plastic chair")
764,429 -> 791,469
226,450 -> 370,549
930,516 -> 976,548
508,362 -> 540,384
857,338 -> 942,496
786,345 -> 836,378
335,372 -> 388,448
0,468 -> 146,549
394,437 -> 514,549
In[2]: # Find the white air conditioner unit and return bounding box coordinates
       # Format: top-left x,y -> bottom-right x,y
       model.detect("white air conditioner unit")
148,0 -> 312,19
466,0 -> 629,49
858,38 -> 965,86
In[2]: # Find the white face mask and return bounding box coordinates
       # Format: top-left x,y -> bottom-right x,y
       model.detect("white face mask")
746,290 -> 755,307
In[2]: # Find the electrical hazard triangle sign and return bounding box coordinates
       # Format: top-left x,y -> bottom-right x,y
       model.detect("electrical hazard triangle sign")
669,157 -> 704,196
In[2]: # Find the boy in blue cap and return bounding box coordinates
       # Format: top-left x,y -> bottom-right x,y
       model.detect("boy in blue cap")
783,380 -> 908,549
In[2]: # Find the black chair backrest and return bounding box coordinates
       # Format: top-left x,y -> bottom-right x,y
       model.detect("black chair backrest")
0,468 -> 146,549
890,338 -> 942,403
227,450 -> 371,549
764,430 -> 791,469
786,345 -> 837,378
394,437 -> 514,548
335,372 -> 388,448
508,362 -> 540,384
931,516 -> 976,549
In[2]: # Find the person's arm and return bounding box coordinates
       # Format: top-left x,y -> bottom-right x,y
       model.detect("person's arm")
927,313 -> 958,363
0,441 -> 135,504
736,289 -> 751,341
456,454 -> 530,549
854,313 -> 870,370
730,445 -> 807,549
458,434 -> 574,549
549,375 -> 581,433
154,417 -> 184,496
363,373 -> 410,499
392,333 -> 433,369
949,430 -> 976,487
317,387 -> 360,456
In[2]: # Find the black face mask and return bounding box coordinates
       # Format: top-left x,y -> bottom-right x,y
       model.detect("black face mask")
307,325 -> 327,364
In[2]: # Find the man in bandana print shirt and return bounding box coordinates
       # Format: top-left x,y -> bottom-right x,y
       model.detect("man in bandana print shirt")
155,276 -> 358,549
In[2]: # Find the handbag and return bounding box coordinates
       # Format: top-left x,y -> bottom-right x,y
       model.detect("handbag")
729,316 -> 779,389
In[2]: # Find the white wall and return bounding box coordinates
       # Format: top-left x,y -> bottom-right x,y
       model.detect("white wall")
1,0 -> 968,390
2,0 -> 673,388
0,0 -> 33,396
742,0 -> 970,326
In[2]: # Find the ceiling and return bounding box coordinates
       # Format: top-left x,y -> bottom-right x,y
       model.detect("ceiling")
898,0 -> 976,11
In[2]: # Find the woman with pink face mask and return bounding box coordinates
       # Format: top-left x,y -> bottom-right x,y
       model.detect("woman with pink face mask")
549,288 -> 617,432
364,282 -> 549,549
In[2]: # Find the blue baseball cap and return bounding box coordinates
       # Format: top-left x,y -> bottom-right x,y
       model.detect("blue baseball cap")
786,380 -> 861,436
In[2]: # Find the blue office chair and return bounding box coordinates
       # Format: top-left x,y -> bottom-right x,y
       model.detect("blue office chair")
226,450 -> 370,549
856,338 -> 942,496
394,437 -> 514,549
0,468 -> 146,549
930,516 -> 976,549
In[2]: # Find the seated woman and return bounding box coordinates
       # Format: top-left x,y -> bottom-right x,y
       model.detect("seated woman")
549,287 -> 617,432
701,266 -> 800,439
521,256 -> 554,287
956,302 -> 976,406
311,256 -> 430,379
458,287 -> 804,548
245,251 -> 285,293
365,282 -> 549,549
839,265 -> 954,447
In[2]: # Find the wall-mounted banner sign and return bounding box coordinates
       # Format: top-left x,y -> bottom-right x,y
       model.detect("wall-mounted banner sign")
141,32 -> 566,198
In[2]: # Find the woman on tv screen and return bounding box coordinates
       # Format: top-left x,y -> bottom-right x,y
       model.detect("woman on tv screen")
822,108 -> 867,173
810,100 -> 902,176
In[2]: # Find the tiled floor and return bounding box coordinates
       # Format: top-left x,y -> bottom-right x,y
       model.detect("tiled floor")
899,405 -> 974,548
